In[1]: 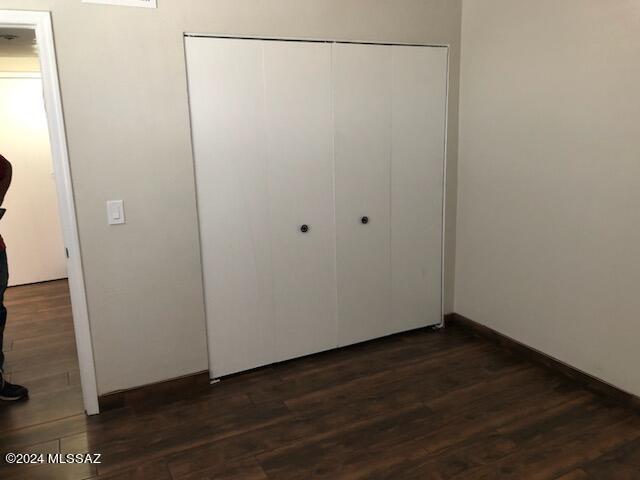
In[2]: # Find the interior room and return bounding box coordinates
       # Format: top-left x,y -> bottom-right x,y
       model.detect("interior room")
0,29 -> 68,289
0,23 -> 84,433
0,1 -> 639,479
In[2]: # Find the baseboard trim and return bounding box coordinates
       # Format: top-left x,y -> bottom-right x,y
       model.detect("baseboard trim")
98,371 -> 210,412
445,313 -> 640,411
98,316 -> 640,413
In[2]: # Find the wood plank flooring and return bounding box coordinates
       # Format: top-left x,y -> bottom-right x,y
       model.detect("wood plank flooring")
1,281 -> 639,479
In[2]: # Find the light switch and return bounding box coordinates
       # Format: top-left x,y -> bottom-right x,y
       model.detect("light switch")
107,200 -> 125,225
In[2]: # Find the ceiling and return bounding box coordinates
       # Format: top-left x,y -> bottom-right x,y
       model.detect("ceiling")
0,28 -> 38,58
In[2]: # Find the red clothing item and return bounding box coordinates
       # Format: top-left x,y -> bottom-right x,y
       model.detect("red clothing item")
0,156 -> 6,251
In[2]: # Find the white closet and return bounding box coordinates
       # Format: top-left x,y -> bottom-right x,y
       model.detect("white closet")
185,36 -> 448,379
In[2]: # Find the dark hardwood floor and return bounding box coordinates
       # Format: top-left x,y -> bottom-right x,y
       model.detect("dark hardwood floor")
1,281 -> 640,479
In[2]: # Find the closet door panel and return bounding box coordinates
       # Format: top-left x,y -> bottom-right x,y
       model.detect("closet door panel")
186,38 -> 275,377
263,42 -> 338,361
333,44 -> 392,346
391,46 -> 448,332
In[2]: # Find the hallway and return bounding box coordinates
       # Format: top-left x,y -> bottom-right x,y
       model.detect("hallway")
0,280 -> 83,436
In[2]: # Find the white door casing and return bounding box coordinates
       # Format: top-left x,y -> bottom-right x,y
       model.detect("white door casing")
0,10 -> 99,414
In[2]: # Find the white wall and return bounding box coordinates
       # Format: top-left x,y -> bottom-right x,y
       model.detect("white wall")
457,0 -> 640,396
0,76 -> 67,286
0,0 -> 462,395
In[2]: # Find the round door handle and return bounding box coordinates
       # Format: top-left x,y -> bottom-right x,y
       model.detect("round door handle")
300,224 -> 310,233
361,216 -> 369,225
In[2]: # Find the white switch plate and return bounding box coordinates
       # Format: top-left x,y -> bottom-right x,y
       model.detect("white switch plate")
107,200 -> 126,225
82,0 -> 157,8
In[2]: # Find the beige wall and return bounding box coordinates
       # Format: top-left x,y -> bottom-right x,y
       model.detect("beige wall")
457,0 -> 640,396
0,0 -> 461,394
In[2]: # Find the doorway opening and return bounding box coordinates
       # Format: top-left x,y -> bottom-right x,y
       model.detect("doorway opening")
0,10 -> 98,416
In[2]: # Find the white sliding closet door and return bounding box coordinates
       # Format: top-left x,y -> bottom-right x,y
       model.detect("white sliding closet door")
186,38 -> 337,377
333,43 -> 447,345
262,42 -> 337,363
333,44 -> 393,346
390,47 -> 448,334
188,36 -> 447,378
187,38 -> 275,377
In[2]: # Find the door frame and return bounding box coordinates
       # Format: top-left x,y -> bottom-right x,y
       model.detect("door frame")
0,9 -> 100,415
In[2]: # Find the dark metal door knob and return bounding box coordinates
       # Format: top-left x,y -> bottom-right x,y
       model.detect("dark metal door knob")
361,216 -> 369,225
300,224 -> 309,233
